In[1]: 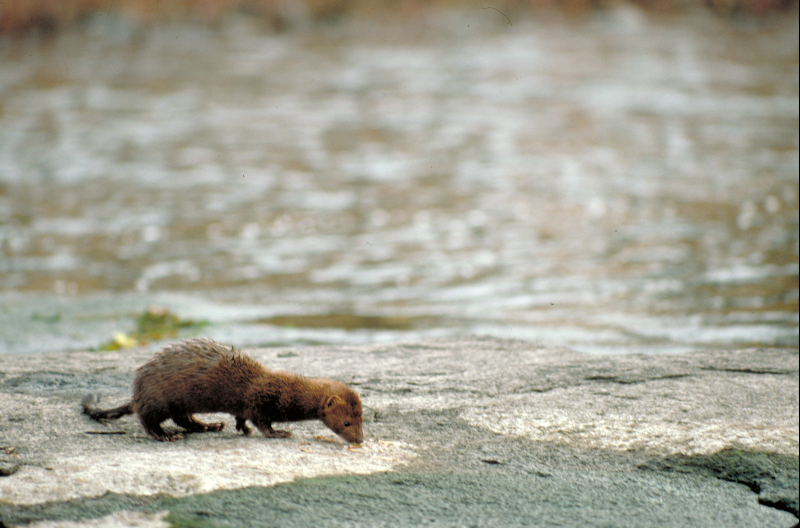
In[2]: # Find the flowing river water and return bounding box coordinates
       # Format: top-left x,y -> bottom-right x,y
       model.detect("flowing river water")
0,8 -> 797,355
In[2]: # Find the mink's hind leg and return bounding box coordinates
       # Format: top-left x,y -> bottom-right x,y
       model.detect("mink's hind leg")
173,415 -> 225,433
235,416 -> 252,436
139,414 -> 182,442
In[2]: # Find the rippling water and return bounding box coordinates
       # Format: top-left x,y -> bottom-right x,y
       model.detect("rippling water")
0,8 -> 797,354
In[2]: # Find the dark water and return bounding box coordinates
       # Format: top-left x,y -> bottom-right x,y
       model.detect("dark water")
0,8 -> 797,354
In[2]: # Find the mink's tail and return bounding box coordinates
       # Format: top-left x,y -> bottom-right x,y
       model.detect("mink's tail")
81,394 -> 133,421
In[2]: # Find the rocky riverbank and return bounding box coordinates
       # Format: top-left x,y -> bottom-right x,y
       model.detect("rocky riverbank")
0,338 -> 797,527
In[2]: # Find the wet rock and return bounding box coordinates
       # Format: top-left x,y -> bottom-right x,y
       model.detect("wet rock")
0,459 -> 20,477
641,449 -> 799,517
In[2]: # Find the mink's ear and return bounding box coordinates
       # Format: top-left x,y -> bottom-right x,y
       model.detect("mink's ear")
325,395 -> 343,408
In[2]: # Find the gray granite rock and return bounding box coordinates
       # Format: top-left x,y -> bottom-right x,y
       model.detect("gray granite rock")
0,339 -> 797,527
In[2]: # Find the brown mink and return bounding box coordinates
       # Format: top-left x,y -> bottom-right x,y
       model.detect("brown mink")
82,338 -> 363,444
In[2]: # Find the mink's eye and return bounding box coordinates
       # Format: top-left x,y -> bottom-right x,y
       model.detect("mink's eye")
344,421 -> 350,427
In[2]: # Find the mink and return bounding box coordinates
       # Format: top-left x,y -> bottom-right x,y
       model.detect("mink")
82,338 -> 363,444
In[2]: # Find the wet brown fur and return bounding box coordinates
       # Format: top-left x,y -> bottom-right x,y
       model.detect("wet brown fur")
81,338 -> 363,443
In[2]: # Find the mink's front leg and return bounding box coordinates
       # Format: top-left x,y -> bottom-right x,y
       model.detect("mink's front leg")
255,420 -> 291,439
235,416 -> 252,436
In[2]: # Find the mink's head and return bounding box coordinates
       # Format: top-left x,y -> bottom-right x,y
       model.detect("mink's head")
320,392 -> 363,444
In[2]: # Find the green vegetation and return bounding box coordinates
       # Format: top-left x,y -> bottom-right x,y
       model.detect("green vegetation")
99,306 -> 208,350
31,312 -> 61,323
259,313 -> 427,331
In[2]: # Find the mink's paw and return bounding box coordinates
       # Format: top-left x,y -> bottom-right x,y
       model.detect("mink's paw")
154,433 -> 183,442
235,417 -> 252,436
259,428 -> 291,439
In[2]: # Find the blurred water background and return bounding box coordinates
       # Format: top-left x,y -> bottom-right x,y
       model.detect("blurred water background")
0,3 -> 797,355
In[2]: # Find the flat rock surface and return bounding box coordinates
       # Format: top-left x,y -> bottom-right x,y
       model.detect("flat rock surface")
0,338 -> 797,527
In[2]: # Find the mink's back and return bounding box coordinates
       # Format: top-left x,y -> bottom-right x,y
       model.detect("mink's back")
132,338 -> 267,415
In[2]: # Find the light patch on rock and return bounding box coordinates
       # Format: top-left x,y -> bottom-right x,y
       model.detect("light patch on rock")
0,393 -> 414,506
2,434 -> 413,505
463,406 -> 797,456
2,434 -> 412,505
461,373 -> 799,457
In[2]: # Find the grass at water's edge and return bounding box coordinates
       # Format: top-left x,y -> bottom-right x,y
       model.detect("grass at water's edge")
1,0 -> 797,35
